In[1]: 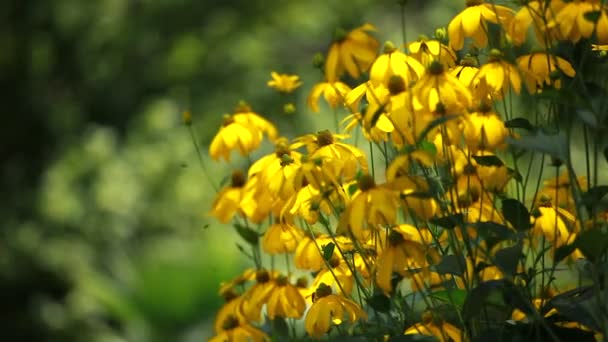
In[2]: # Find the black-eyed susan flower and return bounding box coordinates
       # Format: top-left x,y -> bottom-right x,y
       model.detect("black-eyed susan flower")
404,311 -> 462,342
536,171 -> 587,213
307,252 -> 354,296
547,0 -> 608,44
262,220 -> 304,254
508,0 -> 565,46
294,234 -> 352,271
473,50 -> 522,99
307,80 -> 351,112
210,170 -> 247,223
266,275 -> 307,319
408,38 -> 457,68
463,102 -> 509,153
239,269 -> 279,322
376,225 -> 436,293
531,205 -> 578,251
447,0 -> 515,51
325,24 -> 379,82
267,71 -> 302,93
369,41 -> 425,88
304,283 -> 367,339
210,314 -> 269,342
517,53 -> 576,93
248,137 -> 302,200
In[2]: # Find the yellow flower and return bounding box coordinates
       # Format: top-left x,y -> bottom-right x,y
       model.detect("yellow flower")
248,138 -> 302,200
267,71 -> 302,93
210,314 -> 269,342
338,174 -> 399,241
239,269 -> 279,322
307,81 -> 351,112
517,53 -> 576,93
412,60 -> 472,116
463,102 -> 509,152
369,41 -> 425,87
532,206 -> 576,249
547,1 -> 608,44
209,103 -> 278,161
308,252 -> 354,296
408,38 -> 457,68
473,51 -> 522,99
304,283 -> 367,339
537,171 -> 587,212
262,220 -> 304,254
210,170 -> 247,223
325,24 -> 379,82
376,225 -> 436,293
508,0 -> 565,46
404,311 -> 462,342
266,276 -> 307,319
447,0 -> 514,51
294,234 -> 352,271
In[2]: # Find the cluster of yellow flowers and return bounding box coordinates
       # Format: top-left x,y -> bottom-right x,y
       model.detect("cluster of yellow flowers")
206,1 -> 608,341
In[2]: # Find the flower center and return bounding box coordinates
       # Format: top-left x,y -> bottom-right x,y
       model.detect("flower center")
428,60 -> 445,75
222,314 -> 240,330
314,283 -> 333,300
231,170 -> 246,187
388,75 -> 407,95
255,269 -> 270,283
317,130 -> 335,146
358,174 -> 376,191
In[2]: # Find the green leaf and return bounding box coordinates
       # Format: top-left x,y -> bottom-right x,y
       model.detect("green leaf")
507,167 -> 523,183
472,155 -> 504,167
577,110 -> 600,128
474,222 -> 516,250
271,317 -> 290,337
463,280 -> 507,320
388,336 -> 438,342
506,130 -> 569,161
434,254 -> 466,276
543,286 -> 601,332
367,293 -> 391,313
429,289 -> 467,307
554,243 -> 578,263
322,242 -> 335,261
604,147 -> 608,163
419,140 -> 437,156
575,228 -> 608,262
501,199 -> 532,231
494,243 -> 522,276
581,185 -> 608,211
429,213 -> 463,229
234,224 -> 260,246
504,117 -> 534,131
416,114 -> 460,143
347,183 -> 359,196
584,10 -> 602,22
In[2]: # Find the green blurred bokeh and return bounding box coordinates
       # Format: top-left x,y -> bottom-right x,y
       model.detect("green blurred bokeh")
1,0 -> 448,340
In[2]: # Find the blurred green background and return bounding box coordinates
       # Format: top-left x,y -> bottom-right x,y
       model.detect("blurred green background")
1,0 -> 450,340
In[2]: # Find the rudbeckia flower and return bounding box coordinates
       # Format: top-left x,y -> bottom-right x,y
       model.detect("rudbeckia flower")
248,138 -> 302,200
210,314 -> 269,342
307,252 -> 354,296
239,269 -> 279,322
262,220 -> 304,254
536,171 -> 587,213
447,0 -> 515,51
547,1 -> 608,44
325,23 -> 379,82
517,53 -> 576,93
531,206 -> 576,249
267,71 -> 302,93
210,170 -> 247,223
463,102 -> 509,152
473,50 -> 522,98
508,0 -> 565,46
266,276 -> 307,319
404,311 -> 462,342
408,38 -> 457,68
304,283 -> 367,338
369,41 -> 425,87
307,80 -> 351,112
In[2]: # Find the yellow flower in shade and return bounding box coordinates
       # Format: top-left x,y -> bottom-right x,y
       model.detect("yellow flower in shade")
537,171 -> 587,213
304,283 -> 368,339
248,138 -> 302,200
376,225 -> 437,293
307,81 -> 351,112
369,41 -> 425,88
210,170 -> 247,223
412,60 -> 473,116
262,220 -> 304,254
531,206 -> 577,250
449,58 -> 481,96
447,0 -> 514,51
592,44 -> 608,51
473,50 -> 522,99
325,24 -> 379,82
308,252 -> 354,296
295,130 -> 368,183
209,103 -> 278,161
267,71 -> 302,93
281,183 -> 333,224
517,53 -> 576,93
210,314 -> 269,342
215,290 -> 246,333
508,0 -> 565,46
266,276 -> 307,319
408,38 -> 457,68
547,1 -> 608,44
463,102 -> 509,153
239,269 -> 280,322
338,174 -> 399,241
404,311 -> 462,342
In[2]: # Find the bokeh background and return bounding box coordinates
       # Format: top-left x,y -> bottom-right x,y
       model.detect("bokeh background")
1,0 -> 454,340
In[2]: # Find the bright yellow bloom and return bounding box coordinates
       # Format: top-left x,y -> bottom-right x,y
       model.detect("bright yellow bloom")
239,269 -> 279,322
408,38 -> 456,68
449,58 -> 480,93
266,276 -> 307,319
248,138 -> 302,200
262,220 -> 304,254
267,71 -> 302,93
210,170 -> 247,223
447,0 -> 514,51
294,234 -> 352,271
369,42 -> 425,87
210,314 -> 269,342
325,24 -> 379,82
547,1 -> 608,44
463,103 -> 510,152
412,61 -> 472,116
209,103 -> 278,161
473,52 -> 522,99
307,81 -> 351,112
517,53 -> 576,93
532,206 -> 576,249
308,253 -> 354,296
508,0 -> 565,46
404,311 -> 462,342
304,283 -> 368,339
